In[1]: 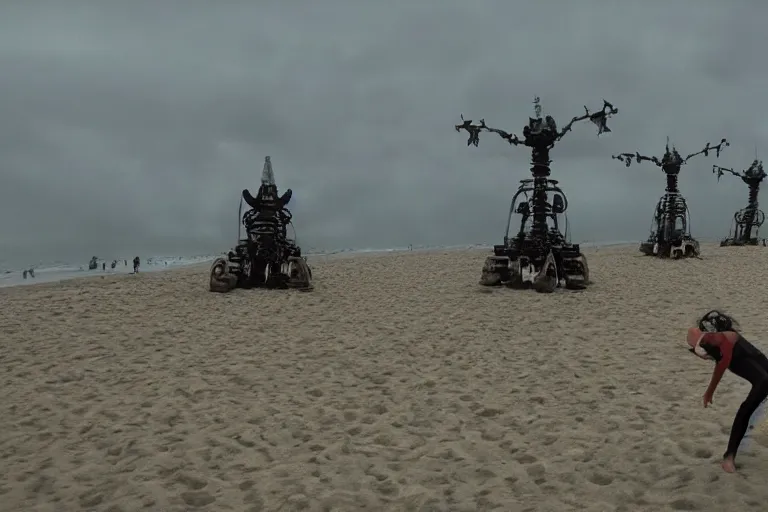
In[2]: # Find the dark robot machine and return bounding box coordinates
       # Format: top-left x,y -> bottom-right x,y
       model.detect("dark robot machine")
209,156 -> 312,292
613,138 -> 728,259
455,97 -> 618,292
713,159 -> 766,246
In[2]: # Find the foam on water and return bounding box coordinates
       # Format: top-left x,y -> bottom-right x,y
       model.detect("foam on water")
0,240 -> 638,289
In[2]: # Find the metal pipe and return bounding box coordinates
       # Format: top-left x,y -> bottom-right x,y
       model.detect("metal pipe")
237,196 -> 244,243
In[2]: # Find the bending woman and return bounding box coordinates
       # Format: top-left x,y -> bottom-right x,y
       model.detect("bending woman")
687,310 -> 768,473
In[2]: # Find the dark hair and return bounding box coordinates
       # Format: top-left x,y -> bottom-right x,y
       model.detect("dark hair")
698,310 -> 740,333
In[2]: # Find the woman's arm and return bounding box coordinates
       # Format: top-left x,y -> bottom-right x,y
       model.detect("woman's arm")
702,333 -> 734,396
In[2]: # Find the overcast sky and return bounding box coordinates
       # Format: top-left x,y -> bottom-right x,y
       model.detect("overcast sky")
1,1 -> 766,267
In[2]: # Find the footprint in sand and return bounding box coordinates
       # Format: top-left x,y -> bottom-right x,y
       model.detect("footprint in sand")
78,493 -> 105,508
669,497 -> 700,510
504,475 -> 519,487
677,440 -> 713,459
540,434 -> 558,446
176,472 -> 208,490
180,491 -> 216,508
481,426 -> 505,441
693,448 -> 712,459
498,440 -> 519,454
368,403 -> 388,415
238,480 -> 255,491
521,462 -> 546,487
586,472 -> 614,486
476,407 -> 503,418
476,468 -> 497,480
516,453 -> 537,464
374,480 -> 398,496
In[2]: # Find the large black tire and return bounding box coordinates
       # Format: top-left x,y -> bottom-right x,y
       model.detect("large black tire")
501,258 -> 524,289
209,257 -> 237,293
479,256 -> 508,286
639,242 -> 655,256
479,270 -> 501,286
564,252 -> 590,290
237,255 -> 253,288
287,257 -> 313,290
237,254 -> 268,289
533,273 -> 557,293
578,253 -> 590,284
533,252 -> 558,293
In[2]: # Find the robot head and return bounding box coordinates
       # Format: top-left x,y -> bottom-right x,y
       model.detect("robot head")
259,183 -> 278,201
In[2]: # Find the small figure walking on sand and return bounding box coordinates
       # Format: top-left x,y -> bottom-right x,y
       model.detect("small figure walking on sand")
102,262 -> 106,271
22,270 -> 27,279
133,256 -> 140,273
687,310 -> 768,473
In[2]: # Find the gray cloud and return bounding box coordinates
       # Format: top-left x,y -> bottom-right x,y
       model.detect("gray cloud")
1,0 -> 767,267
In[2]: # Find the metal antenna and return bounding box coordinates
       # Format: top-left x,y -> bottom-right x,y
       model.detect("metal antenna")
533,96 -> 542,119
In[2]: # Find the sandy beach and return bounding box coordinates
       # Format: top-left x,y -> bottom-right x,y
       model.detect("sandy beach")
2,244 -> 768,511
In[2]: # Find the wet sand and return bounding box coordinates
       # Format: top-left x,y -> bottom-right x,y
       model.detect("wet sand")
2,244 -> 768,511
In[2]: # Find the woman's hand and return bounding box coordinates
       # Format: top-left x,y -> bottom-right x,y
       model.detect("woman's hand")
703,391 -> 714,408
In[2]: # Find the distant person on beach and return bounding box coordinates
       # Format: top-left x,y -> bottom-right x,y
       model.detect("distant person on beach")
28,269 -> 34,278
124,259 -> 127,266
22,270 -> 27,279
102,262 -> 106,271
133,257 -> 140,273
687,310 -> 768,473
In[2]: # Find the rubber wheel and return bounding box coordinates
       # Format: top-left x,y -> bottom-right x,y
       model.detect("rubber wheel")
287,257 -> 313,290
533,274 -> 557,293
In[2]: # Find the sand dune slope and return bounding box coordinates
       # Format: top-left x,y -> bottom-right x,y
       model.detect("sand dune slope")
2,245 -> 768,511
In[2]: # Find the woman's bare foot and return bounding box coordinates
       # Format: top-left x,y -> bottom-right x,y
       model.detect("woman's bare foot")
721,456 -> 736,473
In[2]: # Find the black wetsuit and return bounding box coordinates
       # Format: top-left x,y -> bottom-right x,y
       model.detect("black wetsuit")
702,335 -> 768,458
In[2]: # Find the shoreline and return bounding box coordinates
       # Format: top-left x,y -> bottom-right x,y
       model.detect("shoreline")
0,241 -> 639,289
6,235 -> 732,292
0,240 -> 642,291
0,259 -> 215,290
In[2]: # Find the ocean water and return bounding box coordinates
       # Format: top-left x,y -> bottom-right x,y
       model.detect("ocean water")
0,255 -> 219,289
0,240 -> 638,289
